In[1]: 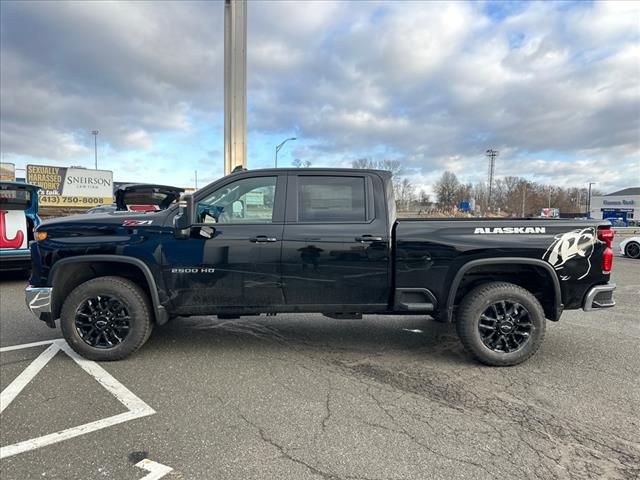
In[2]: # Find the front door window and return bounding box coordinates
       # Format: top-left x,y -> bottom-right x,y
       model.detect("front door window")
196,176 -> 277,224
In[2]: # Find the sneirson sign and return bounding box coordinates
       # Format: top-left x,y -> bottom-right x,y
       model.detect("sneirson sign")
603,199 -> 635,206
26,165 -> 113,207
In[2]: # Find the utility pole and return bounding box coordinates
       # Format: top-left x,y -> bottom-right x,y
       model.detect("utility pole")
521,183 -> 526,217
91,130 -> 99,169
195,170 -> 198,189
223,0 -> 247,175
587,182 -> 596,218
275,137 -> 296,168
486,149 -> 498,212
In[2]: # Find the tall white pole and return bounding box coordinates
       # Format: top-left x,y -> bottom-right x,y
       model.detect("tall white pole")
223,0 -> 247,175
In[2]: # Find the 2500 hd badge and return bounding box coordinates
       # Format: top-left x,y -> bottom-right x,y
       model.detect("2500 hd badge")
171,267 -> 216,274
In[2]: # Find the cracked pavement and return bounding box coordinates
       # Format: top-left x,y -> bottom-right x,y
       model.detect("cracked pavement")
1,250 -> 638,479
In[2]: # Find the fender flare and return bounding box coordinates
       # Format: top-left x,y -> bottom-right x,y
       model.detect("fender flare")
445,257 -> 563,322
48,255 -> 169,325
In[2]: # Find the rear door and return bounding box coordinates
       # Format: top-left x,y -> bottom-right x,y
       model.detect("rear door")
280,172 -> 390,309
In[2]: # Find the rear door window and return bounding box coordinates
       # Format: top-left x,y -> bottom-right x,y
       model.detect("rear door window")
298,176 -> 366,222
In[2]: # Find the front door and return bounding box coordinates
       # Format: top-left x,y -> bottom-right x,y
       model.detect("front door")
162,174 -> 286,314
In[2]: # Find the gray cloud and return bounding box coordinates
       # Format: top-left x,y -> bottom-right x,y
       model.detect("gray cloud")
1,0 -> 223,158
1,0 -> 638,192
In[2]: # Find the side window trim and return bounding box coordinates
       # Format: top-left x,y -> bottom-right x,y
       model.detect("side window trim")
192,174 -> 286,225
290,173 -> 373,225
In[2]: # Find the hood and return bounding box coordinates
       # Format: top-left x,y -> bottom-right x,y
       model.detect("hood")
115,183 -> 184,212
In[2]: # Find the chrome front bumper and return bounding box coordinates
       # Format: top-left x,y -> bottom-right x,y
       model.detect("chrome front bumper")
583,284 -> 616,312
25,286 -> 53,318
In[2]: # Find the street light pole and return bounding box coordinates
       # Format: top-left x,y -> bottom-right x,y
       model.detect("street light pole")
587,182 -> 596,218
275,137 -> 296,168
91,130 -> 99,169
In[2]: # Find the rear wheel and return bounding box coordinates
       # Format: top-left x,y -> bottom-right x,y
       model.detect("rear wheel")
456,282 -> 546,366
60,276 -> 153,361
624,241 -> 640,259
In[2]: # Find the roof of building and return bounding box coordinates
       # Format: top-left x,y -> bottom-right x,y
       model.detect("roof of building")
606,187 -> 640,196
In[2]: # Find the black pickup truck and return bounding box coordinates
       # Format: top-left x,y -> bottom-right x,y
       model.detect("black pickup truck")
26,169 -> 616,366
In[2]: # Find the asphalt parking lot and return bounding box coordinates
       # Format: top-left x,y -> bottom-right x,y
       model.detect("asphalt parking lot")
1,246 -> 639,480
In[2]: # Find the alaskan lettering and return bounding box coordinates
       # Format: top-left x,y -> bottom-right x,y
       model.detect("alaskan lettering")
474,227 -> 546,234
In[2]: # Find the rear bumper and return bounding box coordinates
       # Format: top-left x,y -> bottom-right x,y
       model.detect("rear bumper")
25,286 -> 53,318
0,249 -> 31,271
582,284 -> 616,311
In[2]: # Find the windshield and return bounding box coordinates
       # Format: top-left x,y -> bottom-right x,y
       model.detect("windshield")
0,187 -> 32,210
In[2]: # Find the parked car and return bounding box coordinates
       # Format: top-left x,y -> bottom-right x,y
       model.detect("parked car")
26,169 -> 616,366
0,182 -> 40,272
620,236 -> 640,259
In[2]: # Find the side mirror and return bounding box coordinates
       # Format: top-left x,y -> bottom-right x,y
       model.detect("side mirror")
173,194 -> 194,239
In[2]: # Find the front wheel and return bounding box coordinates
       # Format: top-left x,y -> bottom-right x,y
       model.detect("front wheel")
60,276 -> 153,361
624,241 -> 640,259
456,282 -> 546,366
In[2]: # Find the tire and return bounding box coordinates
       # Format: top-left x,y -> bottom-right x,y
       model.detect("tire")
456,282 -> 546,366
624,241 -> 640,259
60,276 -> 153,361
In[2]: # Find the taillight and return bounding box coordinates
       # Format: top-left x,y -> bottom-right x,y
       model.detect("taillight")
598,227 -> 614,273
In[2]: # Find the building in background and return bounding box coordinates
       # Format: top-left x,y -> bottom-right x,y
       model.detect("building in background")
0,162 -> 16,181
590,187 -> 640,226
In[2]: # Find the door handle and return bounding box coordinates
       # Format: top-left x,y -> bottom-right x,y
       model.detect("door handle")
250,235 -> 278,243
355,235 -> 383,243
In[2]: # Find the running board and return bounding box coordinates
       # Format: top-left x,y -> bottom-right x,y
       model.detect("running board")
394,288 -> 436,312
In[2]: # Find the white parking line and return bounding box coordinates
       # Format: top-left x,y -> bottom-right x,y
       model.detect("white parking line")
0,339 -> 155,460
135,459 -> 174,480
0,343 -> 59,413
0,339 -> 62,353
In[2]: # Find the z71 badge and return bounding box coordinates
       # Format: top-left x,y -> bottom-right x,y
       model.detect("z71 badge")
122,220 -> 153,226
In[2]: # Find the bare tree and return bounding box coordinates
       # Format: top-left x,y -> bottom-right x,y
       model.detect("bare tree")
352,158 -> 402,177
418,189 -> 430,206
435,171 -> 460,208
292,158 -> 312,168
397,178 -> 415,210
352,158 -> 405,206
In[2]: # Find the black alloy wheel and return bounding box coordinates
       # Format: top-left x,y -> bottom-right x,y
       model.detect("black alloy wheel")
61,276 -> 153,361
478,300 -> 532,353
75,295 -> 131,348
456,281 -> 546,366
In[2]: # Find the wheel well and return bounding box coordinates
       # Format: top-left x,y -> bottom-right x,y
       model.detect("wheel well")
451,264 -> 558,321
50,261 -> 153,320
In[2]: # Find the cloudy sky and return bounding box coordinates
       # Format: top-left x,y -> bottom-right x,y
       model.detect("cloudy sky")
1,0 -> 638,193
